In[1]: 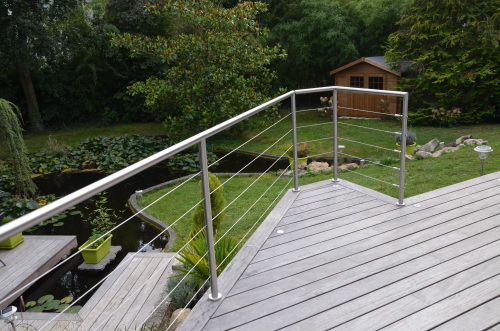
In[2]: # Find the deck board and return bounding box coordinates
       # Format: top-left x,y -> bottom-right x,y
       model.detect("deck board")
177,171 -> 500,331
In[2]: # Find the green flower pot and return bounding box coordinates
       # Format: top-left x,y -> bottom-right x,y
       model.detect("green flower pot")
0,232 -> 24,249
396,142 -> 417,155
79,234 -> 112,264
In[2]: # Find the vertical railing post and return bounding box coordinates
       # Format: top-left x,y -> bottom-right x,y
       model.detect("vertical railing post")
397,94 -> 409,206
291,92 -> 300,192
198,139 -> 222,301
332,88 -> 339,183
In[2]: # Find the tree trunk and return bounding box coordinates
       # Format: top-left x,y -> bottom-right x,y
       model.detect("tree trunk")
15,55 -> 44,133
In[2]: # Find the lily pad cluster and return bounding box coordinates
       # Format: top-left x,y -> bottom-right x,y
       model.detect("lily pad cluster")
25,295 -> 81,313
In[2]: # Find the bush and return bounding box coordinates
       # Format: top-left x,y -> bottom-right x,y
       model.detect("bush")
191,174 -> 226,237
166,273 -> 208,309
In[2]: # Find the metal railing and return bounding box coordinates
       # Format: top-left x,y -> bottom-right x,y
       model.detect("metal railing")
0,86 -> 408,315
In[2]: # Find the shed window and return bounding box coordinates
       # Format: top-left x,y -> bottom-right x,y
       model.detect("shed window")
350,76 -> 364,88
368,77 -> 384,89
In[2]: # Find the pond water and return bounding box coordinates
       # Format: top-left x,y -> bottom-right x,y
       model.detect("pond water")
12,150 -> 289,307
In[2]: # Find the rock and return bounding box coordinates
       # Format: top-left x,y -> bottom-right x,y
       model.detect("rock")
419,138 -> 440,153
405,155 -> 415,161
444,142 -> 458,148
416,151 -> 433,159
298,162 -> 308,170
464,139 -> 488,145
455,135 -> 474,145
338,163 -> 357,171
308,161 -> 330,172
169,308 -> 191,331
432,146 -> 459,157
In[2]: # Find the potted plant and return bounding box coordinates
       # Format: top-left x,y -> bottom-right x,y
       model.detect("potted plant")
287,143 -> 311,170
395,130 -> 417,155
79,192 -> 120,264
0,217 -> 24,249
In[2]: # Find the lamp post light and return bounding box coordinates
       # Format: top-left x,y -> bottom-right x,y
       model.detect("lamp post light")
135,190 -> 143,206
473,145 -> 493,176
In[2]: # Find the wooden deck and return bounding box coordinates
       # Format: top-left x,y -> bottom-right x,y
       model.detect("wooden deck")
0,235 -> 77,308
1,252 -> 176,331
179,171 -> 500,330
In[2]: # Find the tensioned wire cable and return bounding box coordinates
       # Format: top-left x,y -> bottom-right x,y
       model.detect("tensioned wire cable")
138,172 -> 294,331
299,137 -> 333,144
338,105 -> 403,117
89,226 -> 211,331
340,151 -> 400,171
338,121 -> 400,135
207,113 -> 292,168
38,209 -> 209,330
209,145 -> 292,222
339,137 -> 400,153
25,112 -> 294,319
11,169 -> 202,314
296,122 -> 331,129
341,168 -> 399,187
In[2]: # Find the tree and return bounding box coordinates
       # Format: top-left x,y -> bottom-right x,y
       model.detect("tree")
385,0 -> 500,125
0,0 -> 79,132
0,99 -> 37,197
112,0 -> 285,141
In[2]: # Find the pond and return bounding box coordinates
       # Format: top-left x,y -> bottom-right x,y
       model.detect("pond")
11,150 -> 289,308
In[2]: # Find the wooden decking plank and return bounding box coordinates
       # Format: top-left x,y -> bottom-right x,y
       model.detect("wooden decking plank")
290,245 -> 500,330
87,257 -> 154,331
272,199 -> 393,236
292,185 -> 349,205
128,255 -> 176,329
99,255 -> 162,330
383,273 -> 500,330
216,216 -> 500,320
77,255 -> 142,322
432,295 -> 500,331
285,188 -> 360,213
176,189 -> 300,331
213,232 -> 500,330
244,193 -> 500,278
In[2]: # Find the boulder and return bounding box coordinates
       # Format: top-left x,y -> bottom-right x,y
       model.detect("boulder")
432,146 -> 459,157
455,135 -> 474,145
338,163 -> 358,171
464,139 -> 488,146
416,151 -> 433,159
417,138 -> 440,153
405,155 -> 415,161
169,308 -> 191,331
308,161 -> 331,172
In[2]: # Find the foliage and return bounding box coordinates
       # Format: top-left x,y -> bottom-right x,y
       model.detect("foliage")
167,152 -> 218,173
27,134 -> 169,175
395,130 -> 417,145
166,272 -> 208,309
431,107 -> 462,127
265,0 -> 404,88
175,234 -> 240,288
23,294 -> 80,313
0,99 -> 37,197
82,192 -> 120,247
385,0 -> 500,125
112,0 -> 286,142
191,174 -> 226,237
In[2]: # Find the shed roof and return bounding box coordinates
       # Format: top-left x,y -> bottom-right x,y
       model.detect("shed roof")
330,56 -> 410,76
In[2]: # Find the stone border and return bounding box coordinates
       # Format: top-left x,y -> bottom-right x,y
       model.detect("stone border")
128,172 -> 262,251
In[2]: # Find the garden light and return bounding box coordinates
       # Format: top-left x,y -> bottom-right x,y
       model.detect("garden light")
473,145 -> 493,176
338,145 -> 345,154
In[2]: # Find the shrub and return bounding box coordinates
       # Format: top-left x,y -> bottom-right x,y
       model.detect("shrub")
191,174 -> 226,237
166,273 -> 208,309
395,130 -> 417,145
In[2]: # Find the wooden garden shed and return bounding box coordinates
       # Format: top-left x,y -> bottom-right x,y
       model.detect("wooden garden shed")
330,56 -> 408,118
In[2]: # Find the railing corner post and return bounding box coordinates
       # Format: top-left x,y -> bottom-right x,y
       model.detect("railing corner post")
291,92 -> 300,192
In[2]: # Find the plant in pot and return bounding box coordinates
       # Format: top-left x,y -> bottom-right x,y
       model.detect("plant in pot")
287,143 -> 311,170
395,130 -> 417,155
79,192 -> 120,264
0,216 -> 24,249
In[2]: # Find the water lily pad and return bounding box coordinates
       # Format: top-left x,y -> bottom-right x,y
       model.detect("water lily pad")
27,306 -> 44,312
37,294 -> 54,304
43,300 -> 61,311
55,304 -> 70,312
60,296 -> 73,304
53,222 -> 64,227
25,301 -> 37,308
66,305 -> 82,313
